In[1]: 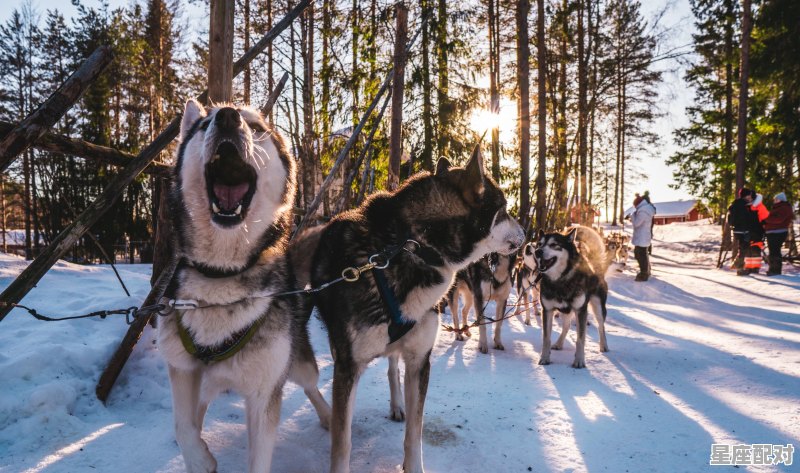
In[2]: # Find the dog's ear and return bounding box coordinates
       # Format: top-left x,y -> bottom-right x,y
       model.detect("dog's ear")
435,157 -> 451,176
181,99 -> 207,141
566,227 -> 578,243
462,144 -> 485,203
537,229 -> 545,241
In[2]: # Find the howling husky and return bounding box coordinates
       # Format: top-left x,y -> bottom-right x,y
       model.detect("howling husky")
293,146 -> 525,473
158,100 -> 330,473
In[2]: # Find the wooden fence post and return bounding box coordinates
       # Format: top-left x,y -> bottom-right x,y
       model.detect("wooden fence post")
209,0 -> 235,103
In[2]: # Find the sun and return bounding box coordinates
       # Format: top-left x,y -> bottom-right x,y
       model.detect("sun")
468,105 -> 517,138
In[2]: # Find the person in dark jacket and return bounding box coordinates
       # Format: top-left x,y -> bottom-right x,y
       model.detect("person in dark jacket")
764,192 -> 793,275
728,188 -> 756,270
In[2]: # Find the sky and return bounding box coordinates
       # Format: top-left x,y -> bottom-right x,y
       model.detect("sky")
1,0 -> 697,204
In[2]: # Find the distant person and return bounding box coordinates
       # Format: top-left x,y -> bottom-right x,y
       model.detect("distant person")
631,193 -> 656,281
764,192 -> 793,276
740,193 -> 769,276
728,188 -> 756,270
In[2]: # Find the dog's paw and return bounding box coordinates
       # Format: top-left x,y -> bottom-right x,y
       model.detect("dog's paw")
318,410 -> 332,430
455,333 -> 465,342
494,341 -> 505,350
551,343 -> 563,351
390,404 -> 406,422
524,317 -> 531,326
600,344 -> 610,353
572,359 -> 586,369
183,444 -> 217,473
478,342 -> 489,354
538,358 -> 551,366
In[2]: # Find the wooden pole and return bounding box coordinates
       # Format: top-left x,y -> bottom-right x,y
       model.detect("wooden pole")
387,2 -> 408,191
0,2 -> 310,324
95,257 -> 177,404
261,72 -> 290,116
0,46 -> 113,173
0,121 -> 170,176
336,91 -> 392,213
209,0 -> 235,103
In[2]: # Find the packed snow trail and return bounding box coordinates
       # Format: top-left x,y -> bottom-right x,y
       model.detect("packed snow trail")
0,221 -> 797,473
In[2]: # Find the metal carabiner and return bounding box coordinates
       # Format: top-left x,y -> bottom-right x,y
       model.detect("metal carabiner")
368,254 -> 390,269
341,267 -> 361,282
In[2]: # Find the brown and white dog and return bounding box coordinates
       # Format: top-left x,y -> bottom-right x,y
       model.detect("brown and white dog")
158,100 -> 330,473
447,252 -> 516,353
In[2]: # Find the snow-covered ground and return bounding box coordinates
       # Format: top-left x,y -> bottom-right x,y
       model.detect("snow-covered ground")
1,221 -> 798,473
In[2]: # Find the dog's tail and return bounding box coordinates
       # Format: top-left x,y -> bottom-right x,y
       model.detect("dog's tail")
574,225 -> 610,277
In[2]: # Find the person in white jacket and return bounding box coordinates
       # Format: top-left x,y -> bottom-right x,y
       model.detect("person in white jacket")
631,193 -> 656,281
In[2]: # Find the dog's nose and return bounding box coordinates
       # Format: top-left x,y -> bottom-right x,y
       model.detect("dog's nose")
215,107 -> 241,131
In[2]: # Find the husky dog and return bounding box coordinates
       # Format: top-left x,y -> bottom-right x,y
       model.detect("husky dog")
534,227 -> 609,368
515,242 -> 541,326
446,252 -> 515,352
300,147 -> 524,473
158,100 -> 331,473
605,232 -> 630,267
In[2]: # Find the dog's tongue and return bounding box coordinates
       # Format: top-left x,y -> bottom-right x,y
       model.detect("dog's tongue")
213,182 -> 249,211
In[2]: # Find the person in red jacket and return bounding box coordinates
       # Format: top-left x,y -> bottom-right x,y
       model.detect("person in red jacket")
740,193 -> 770,275
764,192 -> 794,275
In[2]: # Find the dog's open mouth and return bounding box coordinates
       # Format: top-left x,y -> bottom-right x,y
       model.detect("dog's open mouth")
538,256 -> 557,272
205,141 -> 257,226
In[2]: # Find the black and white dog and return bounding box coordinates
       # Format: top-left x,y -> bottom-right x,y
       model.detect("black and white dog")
447,252 -> 515,352
515,242 -> 541,326
535,227 -> 609,368
294,146 -> 524,473
158,100 -> 330,473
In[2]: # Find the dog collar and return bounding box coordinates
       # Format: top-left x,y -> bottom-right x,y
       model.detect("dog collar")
180,222 -> 285,278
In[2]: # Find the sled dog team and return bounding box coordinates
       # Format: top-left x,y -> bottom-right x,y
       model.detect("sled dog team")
159,101 -> 610,473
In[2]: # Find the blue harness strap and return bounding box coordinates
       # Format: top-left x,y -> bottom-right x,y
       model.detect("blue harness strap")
372,266 -> 416,343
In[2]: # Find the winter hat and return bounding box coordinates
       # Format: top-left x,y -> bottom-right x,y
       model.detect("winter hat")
738,187 -> 755,199
774,192 -> 787,202
642,191 -> 652,203
633,194 -> 643,207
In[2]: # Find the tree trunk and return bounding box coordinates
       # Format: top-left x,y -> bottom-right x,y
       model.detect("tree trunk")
517,0 -> 531,226
488,0 -> 501,181
436,0 -> 449,158
577,0 -> 588,225
534,0 -> 547,230
388,2 -> 408,191
420,0 -> 433,171
734,0 -> 751,190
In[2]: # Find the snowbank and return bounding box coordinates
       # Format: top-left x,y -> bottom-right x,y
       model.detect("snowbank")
0,222 -> 797,472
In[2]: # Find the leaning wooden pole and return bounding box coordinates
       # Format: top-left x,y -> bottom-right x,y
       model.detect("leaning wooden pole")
0,46 -> 113,173
0,121 -> 171,176
0,0 -> 310,324
95,257 -> 177,403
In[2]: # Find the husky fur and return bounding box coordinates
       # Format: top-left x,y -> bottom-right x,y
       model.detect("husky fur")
446,252 -> 515,352
515,242 -> 541,325
535,227 -> 609,368
158,100 -> 331,473
570,224 -> 611,276
297,147 -> 525,473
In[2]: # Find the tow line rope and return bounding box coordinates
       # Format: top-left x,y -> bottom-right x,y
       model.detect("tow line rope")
2,240 -> 422,325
